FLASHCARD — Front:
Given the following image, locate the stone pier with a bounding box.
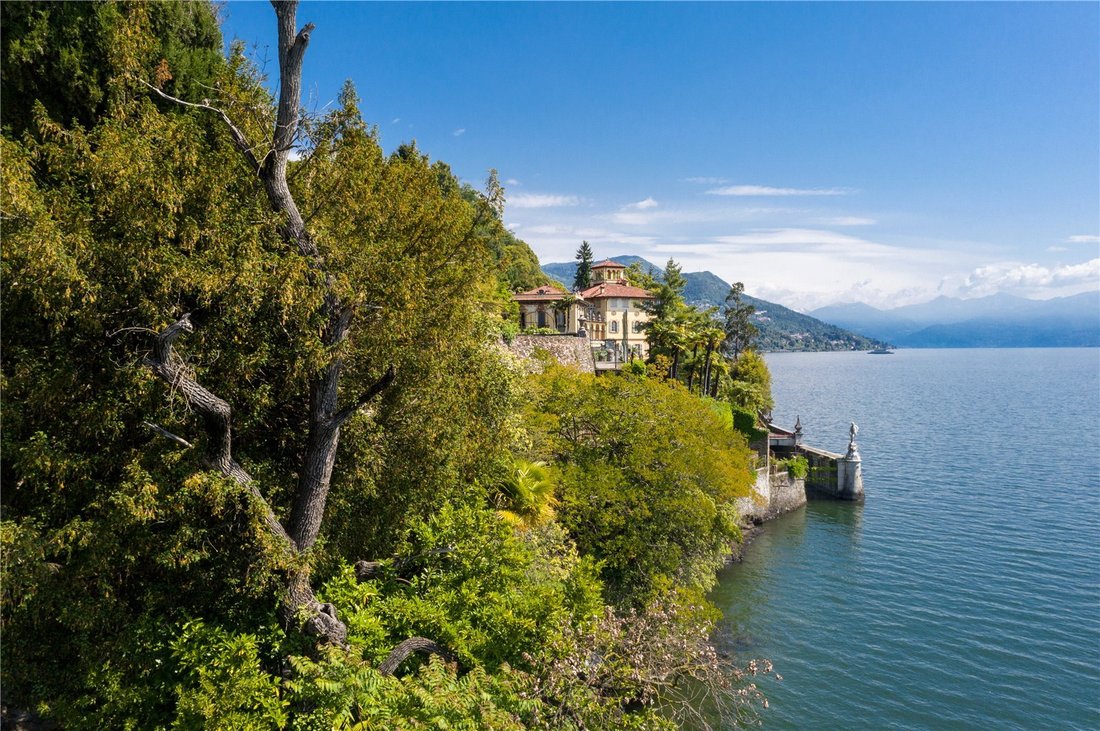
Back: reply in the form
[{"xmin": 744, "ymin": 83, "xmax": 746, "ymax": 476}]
[{"xmin": 762, "ymin": 419, "xmax": 865, "ymax": 515}]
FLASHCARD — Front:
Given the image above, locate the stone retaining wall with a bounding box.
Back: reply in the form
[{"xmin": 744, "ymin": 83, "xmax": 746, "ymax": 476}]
[
  {"xmin": 737, "ymin": 467, "xmax": 807, "ymax": 523},
  {"xmin": 505, "ymin": 335, "xmax": 595, "ymax": 374}
]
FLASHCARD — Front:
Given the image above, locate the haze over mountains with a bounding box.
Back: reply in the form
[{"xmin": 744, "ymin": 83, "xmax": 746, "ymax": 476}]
[
  {"xmin": 810, "ymin": 292, "xmax": 1100, "ymax": 347},
  {"xmin": 542, "ymin": 255, "xmax": 1100, "ymax": 349},
  {"xmin": 541, "ymin": 255, "xmax": 887, "ymax": 352}
]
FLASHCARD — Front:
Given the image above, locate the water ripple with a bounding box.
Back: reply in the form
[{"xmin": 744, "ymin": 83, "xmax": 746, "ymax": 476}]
[{"xmin": 711, "ymin": 349, "xmax": 1100, "ymax": 730}]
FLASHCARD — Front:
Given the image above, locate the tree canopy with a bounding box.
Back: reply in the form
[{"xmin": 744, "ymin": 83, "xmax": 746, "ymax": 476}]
[
  {"xmin": 573, "ymin": 240, "xmax": 594, "ymax": 291},
  {"xmin": 1, "ymin": 3, "xmax": 776, "ymax": 727}
]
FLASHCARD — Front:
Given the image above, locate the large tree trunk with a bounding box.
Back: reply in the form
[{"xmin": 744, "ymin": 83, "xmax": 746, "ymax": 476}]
[
  {"xmin": 144, "ymin": 314, "xmax": 348, "ymax": 644},
  {"xmin": 141, "ymin": 0, "xmax": 458, "ymax": 665},
  {"xmin": 139, "ymin": 0, "xmax": 371, "ymax": 648}
]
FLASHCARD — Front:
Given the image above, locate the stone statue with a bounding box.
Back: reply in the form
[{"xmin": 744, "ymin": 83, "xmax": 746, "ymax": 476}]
[
  {"xmin": 849, "ymin": 422, "xmax": 859, "ymax": 443},
  {"xmin": 846, "ymin": 422, "xmax": 861, "ymax": 460}
]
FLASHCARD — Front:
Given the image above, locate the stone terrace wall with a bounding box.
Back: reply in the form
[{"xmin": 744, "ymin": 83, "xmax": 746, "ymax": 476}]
[
  {"xmin": 737, "ymin": 467, "xmax": 807, "ymax": 523},
  {"xmin": 506, "ymin": 335, "xmax": 595, "ymax": 374}
]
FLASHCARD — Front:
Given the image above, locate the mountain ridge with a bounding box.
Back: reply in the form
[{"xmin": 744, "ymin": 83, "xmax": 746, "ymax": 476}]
[{"xmin": 810, "ymin": 291, "xmax": 1100, "ymax": 347}]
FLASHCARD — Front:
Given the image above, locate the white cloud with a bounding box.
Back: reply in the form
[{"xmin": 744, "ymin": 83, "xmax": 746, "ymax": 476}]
[
  {"xmin": 452, "ymin": 128, "xmax": 466, "ymax": 137},
  {"xmin": 1068, "ymin": 235, "xmax": 1100, "ymax": 243},
  {"xmin": 508, "ymin": 193, "xmax": 581, "ymax": 209},
  {"xmin": 608, "ymin": 203, "xmax": 787, "ymax": 228},
  {"xmin": 505, "ymin": 193, "xmax": 1083, "ymax": 310},
  {"xmin": 1047, "ymin": 246, "xmax": 1068, "ymax": 253},
  {"xmin": 683, "ymin": 176, "xmax": 729, "ymax": 184},
  {"xmin": 611, "ymin": 210, "xmax": 661, "ymax": 226},
  {"xmin": 707, "ymin": 184, "xmax": 851, "ymax": 197},
  {"xmin": 958, "ymin": 258, "xmax": 1100, "ymax": 297},
  {"xmin": 505, "ymin": 178, "xmax": 521, "ymax": 186},
  {"xmin": 817, "ymin": 216, "xmax": 876, "ymax": 226},
  {"xmin": 609, "ymin": 197, "xmax": 662, "ymax": 224},
  {"xmin": 696, "ymin": 228, "xmax": 895, "ymax": 257},
  {"xmin": 391, "ymin": 117, "xmax": 401, "ymax": 124}
]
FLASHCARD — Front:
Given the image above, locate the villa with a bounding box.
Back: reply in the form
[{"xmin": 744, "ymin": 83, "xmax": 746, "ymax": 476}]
[{"xmin": 513, "ymin": 259, "xmax": 656, "ymax": 362}]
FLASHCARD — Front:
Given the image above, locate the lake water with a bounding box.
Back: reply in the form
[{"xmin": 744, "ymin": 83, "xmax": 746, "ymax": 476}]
[{"xmin": 711, "ymin": 348, "xmax": 1100, "ymax": 730}]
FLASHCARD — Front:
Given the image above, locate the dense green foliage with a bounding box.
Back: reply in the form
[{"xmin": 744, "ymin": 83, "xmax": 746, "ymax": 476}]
[
  {"xmin": 520, "ymin": 366, "xmax": 754, "ymax": 604},
  {"xmin": 1, "ymin": 0, "xmax": 223, "ymax": 136},
  {"xmin": 727, "ymin": 350, "xmax": 774, "ymax": 415},
  {"xmin": 1, "ymin": 3, "xmax": 775, "ymax": 727}
]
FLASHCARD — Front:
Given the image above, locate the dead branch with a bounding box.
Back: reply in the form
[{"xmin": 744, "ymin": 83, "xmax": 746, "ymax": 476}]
[
  {"xmin": 143, "ymin": 314, "xmax": 291, "ymax": 546},
  {"xmin": 138, "ymin": 79, "xmax": 262, "ymax": 174},
  {"xmin": 142, "ymin": 421, "xmax": 193, "ymax": 449},
  {"xmin": 333, "ymin": 365, "xmax": 395, "ymax": 426}
]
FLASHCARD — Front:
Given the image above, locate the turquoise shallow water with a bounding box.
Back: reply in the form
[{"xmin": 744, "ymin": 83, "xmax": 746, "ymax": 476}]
[{"xmin": 711, "ymin": 348, "xmax": 1100, "ymax": 730}]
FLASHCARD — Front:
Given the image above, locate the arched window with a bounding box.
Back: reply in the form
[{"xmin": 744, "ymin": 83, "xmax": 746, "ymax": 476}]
[{"xmin": 609, "ymin": 320, "xmax": 619, "ymax": 334}]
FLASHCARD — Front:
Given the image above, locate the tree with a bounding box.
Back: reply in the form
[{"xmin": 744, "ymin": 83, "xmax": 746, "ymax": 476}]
[
  {"xmin": 493, "ymin": 458, "xmax": 557, "ymax": 529},
  {"xmin": 136, "ymin": 0, "xmax": 395, "ymax": 646},
  {"xmin": 573, "ymin": 240, "xmax": 594, "ymax": 291},
  {"xmin": 700, "ymin": 319, "xmax": 726, "ymax": 397},
  {"xmin": 1, "ymin": 1, "xmax": 223, "ymax": 136},
  {"xmin": 723, "ymin": 282, "xmax": 758, "ymax": 360},
  {"xmin": 523, "ymin": 365, "xmax": 754, "ymax": 604},
  {"xmin": 638, "ymin": 258, "xmax": 692, "ymax": 378},
  {"xmin": 2, "ymin": 0, "xmax": 497, "ymax": 662},
  {"xmin": 727, "ymin": 349, "xmax": 774, "ymax": 414}
]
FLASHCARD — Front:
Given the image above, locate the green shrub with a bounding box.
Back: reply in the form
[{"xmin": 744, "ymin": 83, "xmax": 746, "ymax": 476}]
[
  {"xmin": 775, "ymin": 455, "xmax": 809, "ymax": 479},
  {"xmin": 730, "ymin": 405, "xmax": 767, "ymax": 443},
  {"xmin": 500, "ymin": 319, "xmax": 520, "ymax": 344},
  {"xmin": 171, "ymin": 620, "xmax": 288, "ymax": 730},
  {"xmin": 319, "ymin": 502, "xmax": 603, "ymax": 673}
]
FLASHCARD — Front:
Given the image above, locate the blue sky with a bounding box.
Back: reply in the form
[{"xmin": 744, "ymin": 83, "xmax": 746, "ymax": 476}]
[{"xmin": 220, "ymin": 2, "xmax": 1099, "ymax": 310}]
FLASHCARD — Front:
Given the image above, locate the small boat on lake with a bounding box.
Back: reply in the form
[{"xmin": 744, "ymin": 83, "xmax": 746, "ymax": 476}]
[{"xmin": 868, "ymin": 347, "xmax": 894, "ymax": 354}]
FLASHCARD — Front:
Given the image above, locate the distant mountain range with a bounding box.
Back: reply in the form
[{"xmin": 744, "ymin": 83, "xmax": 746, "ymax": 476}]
[
  {"xmin": 540, "ymin": 256, "xmax": 887, "ymax": 352},
  {"xmin": 810, "ymin": 292, "xmax": 1100, "ymax": 347}
]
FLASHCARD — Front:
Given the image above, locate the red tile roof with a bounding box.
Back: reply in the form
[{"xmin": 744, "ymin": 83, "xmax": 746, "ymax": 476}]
[
  {"xmin": 578, "ymin": 280, "xmax": 654, "ymax": 300},
  {"xmin": 513, "ymin": 285, "xmax": 568, "ymax": 302},
  {"xmin": 591, "ymin": 259, "xmax": 627, "ymax": 269}
]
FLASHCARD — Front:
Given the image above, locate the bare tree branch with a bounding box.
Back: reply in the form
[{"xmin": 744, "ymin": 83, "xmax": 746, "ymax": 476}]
[
  {"xmin": 333, "ymin": 365, "xmax": 395, "ymax": 426},
  {"xmin": 138, "ymin": 79, "xmax": 262, "ymax": 174},
  {"xmin": 143, "ymin": 314, "xmax": 292, "ymax": 546},
  {"xmin": 143, "ymin": 421, "xmax": 194, "ymax": 449}
]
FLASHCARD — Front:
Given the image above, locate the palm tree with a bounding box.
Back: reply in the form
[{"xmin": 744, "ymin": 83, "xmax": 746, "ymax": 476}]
[
  {"xmin": 495, "ymin": 458, "xmax": 557, "ymax": 530},
  {"xmin": 700, "ymin": 322, "xmax": 725, "ymax": 396},
  {"xmin": 684, "ymin": 308, "xmax": 718, "ymax": 394}
]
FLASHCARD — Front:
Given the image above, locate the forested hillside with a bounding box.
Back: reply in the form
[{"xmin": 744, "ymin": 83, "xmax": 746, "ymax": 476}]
[{"xmin": 1, "ymin": 2, "xmax": 774, "ymax": 728}]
